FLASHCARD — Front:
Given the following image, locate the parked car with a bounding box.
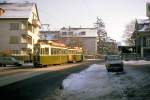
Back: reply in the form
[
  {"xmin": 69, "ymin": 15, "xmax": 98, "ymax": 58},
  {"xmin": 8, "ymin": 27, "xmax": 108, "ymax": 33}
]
[
  {"xmin": 0, "ymin": 56, "xmax": 23, "ymax": 67},
  {"xmin": 105, "ymin": 55, "xmax": 124, "ymax": 72}
]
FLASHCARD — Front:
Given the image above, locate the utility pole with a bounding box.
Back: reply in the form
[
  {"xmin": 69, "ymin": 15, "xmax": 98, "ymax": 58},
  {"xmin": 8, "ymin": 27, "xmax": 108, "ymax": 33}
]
[
  {"xmin": 41, "ymin": 24, "xmax": 50, "ymax": 40},
  {"xmin": 134, "ymin": 19, "xmax": 139, "ymax": 59}
]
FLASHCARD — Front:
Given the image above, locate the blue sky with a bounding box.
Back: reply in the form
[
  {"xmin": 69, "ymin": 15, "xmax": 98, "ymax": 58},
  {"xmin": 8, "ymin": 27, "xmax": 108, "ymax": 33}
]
[{"xmin": 3, "ymin": 0, "xmax": 150, "ymax": 43}]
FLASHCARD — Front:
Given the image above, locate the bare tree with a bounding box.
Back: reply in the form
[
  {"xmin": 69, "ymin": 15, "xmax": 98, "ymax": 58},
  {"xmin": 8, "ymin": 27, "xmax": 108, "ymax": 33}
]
[{"xmin": 123, "ymin": 20, "xmax": 136, "ymax": 46}]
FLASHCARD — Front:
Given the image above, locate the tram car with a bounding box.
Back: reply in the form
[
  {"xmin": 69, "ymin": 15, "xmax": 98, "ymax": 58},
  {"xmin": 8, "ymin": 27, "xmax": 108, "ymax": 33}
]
[{"xmin": 33, "ymin": 40, "xmax": 83, "ymax": 67}]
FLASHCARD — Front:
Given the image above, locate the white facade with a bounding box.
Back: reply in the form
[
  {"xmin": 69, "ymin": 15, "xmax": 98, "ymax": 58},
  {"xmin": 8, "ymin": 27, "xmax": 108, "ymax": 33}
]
[
  {"xmin": 0, "ymin": 3, "xmax": 40, "ymax": 55},
  {"xmin": 60, "ymin": 27, "xmax": 98, "ymax": 57}
]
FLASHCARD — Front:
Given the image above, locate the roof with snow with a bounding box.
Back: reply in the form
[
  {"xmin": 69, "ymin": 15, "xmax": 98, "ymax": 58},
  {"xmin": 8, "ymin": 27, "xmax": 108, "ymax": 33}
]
[
  {"xmin": 132, "ymin": 19, "xmax": 150, "ymax": 38},
  {"xmin": 137, "ymin": 19, "xmax": 149, "ymax": 24},
  {"xmin": 60, "ymin": 27, "xmax": 98, "ymax": 37},
  {"xmin": 0, "ymin": 3, "xmax": 34, "ymax": 19},
  {"xmin": 136, "ymin": 19, "xmax": 150, "ymax": 32}
]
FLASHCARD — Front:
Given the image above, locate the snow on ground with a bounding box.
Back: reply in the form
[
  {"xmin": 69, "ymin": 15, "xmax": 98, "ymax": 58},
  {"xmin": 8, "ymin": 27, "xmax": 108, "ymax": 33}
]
[
  {"xmin": 123, "ymin": 60, "xmax": 150, "ymax": 65},
  {"xmin": 62, "ymin": 64, "xmax": 106, "ymax": 91},
  {"xmin": 54, "ymin": 62, "xmax": 150, "ymax": 100},
  {"xmin": 58, "ymin": 64, "xmax": 121, "ymax": 100}
]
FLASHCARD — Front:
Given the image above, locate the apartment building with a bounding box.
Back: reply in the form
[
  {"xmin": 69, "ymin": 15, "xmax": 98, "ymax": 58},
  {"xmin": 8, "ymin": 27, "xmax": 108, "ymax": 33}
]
[
  {"xmin": 59, "ymin": 27, "xmax": 98, "ymax": 59},
  {"xmin": 0, "ymin": 3, "xmax": 41, "ymax": 59}
]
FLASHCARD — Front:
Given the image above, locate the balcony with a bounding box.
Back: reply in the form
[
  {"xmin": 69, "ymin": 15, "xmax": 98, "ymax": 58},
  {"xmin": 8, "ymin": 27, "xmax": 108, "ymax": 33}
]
[
  {"xmin": 21, "ymin": 34, "xmax": 32, "ymax": 44},
  {"xmin": 20, "ymin": 43, "xmax": 33, "ymax": 49},
  {"xmin": 32, "ymin": 19, "xmax": 40, "ymax": 27}
]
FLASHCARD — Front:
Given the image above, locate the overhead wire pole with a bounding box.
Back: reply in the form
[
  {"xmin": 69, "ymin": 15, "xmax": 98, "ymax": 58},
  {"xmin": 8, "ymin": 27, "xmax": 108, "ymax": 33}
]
[
  {"xmin": 134, "ymin": 19, "xmax": 138, "ymax": 59},
  {"xmin": 41, "ymin": 24, "xmax": 50, "ymax": 40}
]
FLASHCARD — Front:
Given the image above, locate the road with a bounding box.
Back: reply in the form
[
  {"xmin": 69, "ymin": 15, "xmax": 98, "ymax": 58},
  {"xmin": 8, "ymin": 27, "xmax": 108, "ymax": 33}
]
[
  {"xmin": 0, "ymin": 60, "xmax": 150, "ymax": 100},
  {"xmin": 0, "ymin": 60, "xmax": 100, "ymax": 100}
]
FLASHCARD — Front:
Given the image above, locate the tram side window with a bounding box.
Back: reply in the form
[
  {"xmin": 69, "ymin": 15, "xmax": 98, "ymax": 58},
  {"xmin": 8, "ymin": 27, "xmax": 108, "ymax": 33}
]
[
  {"xmin": 58, "ymin": 49, "xmax": 61, "ymax": 54},
  {"xmin": 73, "ymin": 50, "xmax": 75, "ymax": 54},
  {"xmin": 63, "ymin": 50, "xmax": 65, "ymax": 54},
  {"xmin": 40, "ymin": 48, "xmax": 43, "ymax": 55},
  {"xmin": 61, "ymin": 49, "xmax": 63, "ymax": 54},
  {"xmin": 69, "ymin": 50, "xmax": 71, "ymax": 54},
  {"xmin": 63, "ymin": 49, "xmax": 67, "ymax": 54},
  {"xmin": 53, "ymin": 48, "xmax": 57, "ymax": 55},
  {"xmin": 62, "ymin": 49, "xmax": 67, "ymax": 55},
  {"xmin": 75, "ymin": 51, "xmax": 77, "ymax": 54},
  {"xmin": 51, "ymin": 48, "xmax": 59, "ymax": 55},
  {"xmin": 70, "ymin": 50, "xmax": 72, "ymax": 54},
  {"xmin": 56, "ymin": 49, "xmax": 59, "ymax": 55},
  {"xmin": 65, "ymin": 50, "xmax": 68, "ymax": 54},
  {"xmin": 40, "ymin": 48, "xmax": 49, "ymax": 55},
  {"xmin": 45, "ymin": 48, "xmax": 49, "ymax": 55},
  {"xmin": 51, "ymin": 48, "xmax": 55, "ymax": 55}
]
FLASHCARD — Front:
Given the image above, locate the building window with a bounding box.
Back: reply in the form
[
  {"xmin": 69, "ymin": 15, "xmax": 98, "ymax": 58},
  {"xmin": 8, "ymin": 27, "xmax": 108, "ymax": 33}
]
[
  {"xmin": 80, "ymin": 31, "xmax": 86, "ymax": 35},
  {"xmin": 146, "ymin": 38, "xmax": 150, "ymax": 47},
  {"xmin": 9, "ymin": 36, "xmax": 19, "ymax": 44},
  {"xmin": 68, "ymin": 32, "xmax": 73, "ymax": 35},
  {"xmin": 10, "ymin": 23, "xmax": 20, "ymax": 30},
  {"xmin": 20, "ymin": 22, "xmax": 26, "ymax": 30},
  {"xmin": 51, "ymin": 48, "xmax": 58, "ymax": 55},
  {"xmin": 62, "ymin": 32, "xmax": 67, "ymax": 35},
  {"xmin": 12, "ymin": 50, "xmax": 19, "ymax": 55}
]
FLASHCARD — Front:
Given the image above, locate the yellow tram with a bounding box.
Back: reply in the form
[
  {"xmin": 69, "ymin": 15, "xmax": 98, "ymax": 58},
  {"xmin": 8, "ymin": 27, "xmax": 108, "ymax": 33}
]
[{"xmin": 33, "ymin": 40, "xmax": 83, "ymax": 67}]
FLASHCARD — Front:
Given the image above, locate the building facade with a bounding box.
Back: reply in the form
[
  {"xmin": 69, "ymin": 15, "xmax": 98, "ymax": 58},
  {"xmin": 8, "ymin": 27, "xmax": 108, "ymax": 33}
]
[
  {"xmin": 0, "ymin": 3, "xmax": 41, "ymax": 58},
  {"xmin": 40, "ymin": 30, "xmax": 60, "ymax": 41},
  {"xmin": 59, "ymin": 27, "xmax": 98, "ymax": 58},
  {"xmin": 132, "ymin": 3, "xmax": 150, "ymax": 59},
  {"xmin": 132, "ymin": 19, "xmax": 150, "ymax": 58},
  {"xmin": 104, "ymin": 37, "xmax": 118, "ymax": 55}
]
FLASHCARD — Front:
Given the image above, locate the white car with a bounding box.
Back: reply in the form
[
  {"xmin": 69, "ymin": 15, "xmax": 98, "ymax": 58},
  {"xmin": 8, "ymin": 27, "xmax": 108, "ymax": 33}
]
[{"xmin": 105, "ymin": 55, "xmax": 124, "ymax": 72}]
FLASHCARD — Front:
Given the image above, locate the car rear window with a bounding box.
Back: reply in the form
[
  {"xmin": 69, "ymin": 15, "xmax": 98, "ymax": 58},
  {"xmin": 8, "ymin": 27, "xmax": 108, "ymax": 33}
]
[{"xmin": 107, "ymin": 56, "xmax": 121, "ymax": 61}]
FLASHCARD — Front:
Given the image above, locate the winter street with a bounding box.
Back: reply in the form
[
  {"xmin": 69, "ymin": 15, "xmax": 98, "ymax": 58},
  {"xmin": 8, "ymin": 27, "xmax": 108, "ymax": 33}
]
[
  {"xmin": 0, "ymin": 1, "xmax": 150, "ymax": 100},
  {"xmin": 0, "ymin": 60, "xmax": 150, "ymax": 100}
]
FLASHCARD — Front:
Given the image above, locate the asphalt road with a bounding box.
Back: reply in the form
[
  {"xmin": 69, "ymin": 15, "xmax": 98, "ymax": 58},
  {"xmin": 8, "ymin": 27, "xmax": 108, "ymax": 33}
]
[{"xmin": 0, "ymin": 61, "xmax": 101, "ymax": 100}]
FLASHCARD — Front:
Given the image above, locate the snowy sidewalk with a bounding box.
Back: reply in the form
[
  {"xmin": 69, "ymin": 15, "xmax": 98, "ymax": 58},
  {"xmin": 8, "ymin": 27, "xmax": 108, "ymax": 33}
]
[{"xmin": 123, "ymin": 60, "xmax": 150, "ymax": 65}]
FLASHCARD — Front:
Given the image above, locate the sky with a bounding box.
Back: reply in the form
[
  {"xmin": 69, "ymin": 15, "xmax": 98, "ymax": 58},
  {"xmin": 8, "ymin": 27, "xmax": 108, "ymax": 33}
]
[{"xmin": 1, "ymin": 0, "xmax": 150, "ymax": 44}]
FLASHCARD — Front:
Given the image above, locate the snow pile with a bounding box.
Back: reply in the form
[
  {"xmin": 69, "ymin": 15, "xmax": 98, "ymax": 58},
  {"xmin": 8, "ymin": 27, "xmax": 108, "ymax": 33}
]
[
  {"xmin": 61, "ymin": 64, "xmax": 117, "ymax": 99},
  {"xmin": 123, "ymin": 60, "xmax": 150, "ymax": 65},
  {"xmin": 62, "ymin": 64, "xmax": 105, "ymax": 91}
]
